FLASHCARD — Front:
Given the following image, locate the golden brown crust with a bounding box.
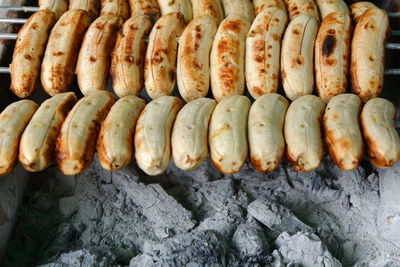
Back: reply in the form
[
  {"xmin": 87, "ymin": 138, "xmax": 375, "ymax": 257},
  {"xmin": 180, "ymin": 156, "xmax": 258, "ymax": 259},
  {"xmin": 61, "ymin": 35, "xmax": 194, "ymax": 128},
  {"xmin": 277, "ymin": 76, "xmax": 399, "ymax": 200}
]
[
  {"xmin": 177, "ymin": 16, "xmax": 218, "ymax": 102},
  {"xmin": 77, "ymin": 15, "xmax": 122, "ymax": 95},
  {"xmin": 97, "ymin": 96, "xmax": 146, "ymax": 171},
  {"xmin": 19, "ymin": 93, "xmax": 78, "ymax": 172},
  {"xmin": 110, "ymin": 15, "xmax": 153, "ymax": 97},
  {"xmin": 41, "ymin": 9, "xmax": 92, "ymax": 96},
  {"xmin": 0, "ymin": 100, "xmax": 38, "ymax": 176},
  {"xmin": 350, "ymin": 8, "xmax": 389, "ymax": 102},
  {"xmin": 144, "ymin": 12, "xmax": 186, "ymax": 99},
  {"xmin": 10, "ymin": 10, "xmax": 56, "ymax": 98},
  {"xmin": 315, "ymin": 12, "xmax": 352, "ymax": 103},
  {"xmin": 210, "ymin": 16, "xmax": 251, "ymax": 102},
  {"xmin": 56, "ymin": 91, "xmax": 115, "ymax": 175}
]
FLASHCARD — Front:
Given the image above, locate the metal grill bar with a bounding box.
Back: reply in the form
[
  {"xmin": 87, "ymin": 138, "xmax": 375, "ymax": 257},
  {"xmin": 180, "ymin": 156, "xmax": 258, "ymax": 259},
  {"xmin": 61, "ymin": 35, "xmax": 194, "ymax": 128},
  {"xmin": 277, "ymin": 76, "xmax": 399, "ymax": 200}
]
[
  {"xmin": 385, "ymin": 43, "xmax": 400, "ymax": 49},
  {"xmin": 0, "ymin": 18, "xmax": 27, "ymax": 24},
  {"xmin": 0, "ymin": 6, "xmax": 39, "ymax": 12},
  {"xmin": 0, "ymin": 33, "xmax": 17, "ymax": 40}
]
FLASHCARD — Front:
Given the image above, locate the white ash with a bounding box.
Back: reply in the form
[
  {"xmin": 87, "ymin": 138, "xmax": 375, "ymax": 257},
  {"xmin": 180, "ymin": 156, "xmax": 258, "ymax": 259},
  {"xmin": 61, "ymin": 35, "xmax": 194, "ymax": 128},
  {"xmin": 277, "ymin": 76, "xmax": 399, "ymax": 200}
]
[
  {"xmin": 247, "ymin": 197, "xmax": 314, "ymax": 237},
  {"xmin": 2, "ymin": 156, "xmax": 400, "ymax": 266},
  {"xmin": 274, "ymin": 231, "xmax": 341, "ymax": 267}
]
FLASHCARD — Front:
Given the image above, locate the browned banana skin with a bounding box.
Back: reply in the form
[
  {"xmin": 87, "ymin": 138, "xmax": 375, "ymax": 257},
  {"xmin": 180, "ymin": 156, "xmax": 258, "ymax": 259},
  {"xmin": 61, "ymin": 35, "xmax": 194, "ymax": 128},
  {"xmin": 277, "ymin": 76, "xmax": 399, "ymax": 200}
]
[
  {"xmin": 10, "ymin": 10, "xmax": 56, "ymax": 98},
  {"xmin": 41, "ymin": 9, "xmax": 92, "ymax": 96}
]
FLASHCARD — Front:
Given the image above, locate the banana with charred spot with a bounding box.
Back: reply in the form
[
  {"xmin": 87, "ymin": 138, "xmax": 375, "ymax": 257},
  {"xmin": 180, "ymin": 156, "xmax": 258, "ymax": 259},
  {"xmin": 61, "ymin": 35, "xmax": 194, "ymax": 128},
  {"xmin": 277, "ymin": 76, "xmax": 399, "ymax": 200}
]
[
  {"xmin": 315, "ymin": 12, "xmax": 352, "ymax": 103},
  {"xmin": 350, "ymin": 1, "xmax": 377, "ymax": 23},
  {"xmin": 284, "ymin": 0, "xmax": 320, "ymax": 21},
  {"xmin": 56, "ymin": 91, "xmax": 115, "ymax": 175},
  {"xmin": 69, "ymin": 0, "xmax": 100, "ymax": 19},
  {"xmin": 177, "ymin": 15, "xmax": 218, "ymax": 102},
  {"xmin": 281, "ymin": 14, "xmax": 319, "ymax": 100},
  {"xmin": 171, "ymin": 98, "xmax": 217, "ymax": 171},
  {"xmin": 129, "ymin": 0, "xmax": 160, "ymax": 21},
  {"xmin": 192, "ymin": 0, "xmax": 224, "ymax": 24},
  {"xmin": 248, "ymin": 93, "xmax": 288, "ymax": 172},
  {"xmin": 284, "ymin": 95, "xmax": 326, "ymax": 172},
  {"xmin": 97, "ymin": 96, "xmax": 146, "ymax": 171},
  {"xmin": 111, "ymin": 15, "xmax": 152, "ymax": 97},
  {"xmin": 39, "ymin": 0, "xmax": 68, "ymax": 19},
  {"xmin": 157, "ymin": 0, "xmax": 192, "ymax": 23},
  {"xmin": 41, "ymin": 9, "xmax": 92, "ymax": 96},
  {"xmin": 252, "ymin": 0, "xmax": 287, "ymax": 16},
  {"xmin": 350, "ymin": 8, "xmax": 389, "ymax": 102},
  {"xmin": 134, "ymin": 96, "xmax": 183, "ymax": 175},
  {"xmin": 315, "ymin": 0, "xmax": 349, "ymax": 19},
  {"xmin": 209, "ymin": 95, "xmax": 251, "ymax": 174},
  {"xmin": 0, "ymin": 100, "xmax": 38, "ymax": 176},
  {"xmin": 101, "ymin": 0, "xmax": 130, "ymax": 21},
  {"xmin": 77, "ymin": 15, "xmax": 122, "ymax": 95},
  {"xmin": 361, "ymin": 98, "xmax": 400, "ymax": 168},
  {"xmin": 221, "ymin": 0, "xmax": 254, "ymax": 21},
  {"xmin": 210, "ymin": 15, "xmax": 251, "ymax": 102},
  {"xmin": 323, "ymin": 94, "xmax": 363, "ymax": 170},
  {"xmin": 10, "ymin": 10, "xmax": 56, "ymax": 98},
  {"xmin": 246, "ymin": 7, "xmax": 288, "ymax": 98},
  {"xmin": 144, "ymin": 13, "xmax": 185, "ymax": 99},
  {"xmin": 19, "ymin": 93, "xmax": 77, "ymax": 172}
]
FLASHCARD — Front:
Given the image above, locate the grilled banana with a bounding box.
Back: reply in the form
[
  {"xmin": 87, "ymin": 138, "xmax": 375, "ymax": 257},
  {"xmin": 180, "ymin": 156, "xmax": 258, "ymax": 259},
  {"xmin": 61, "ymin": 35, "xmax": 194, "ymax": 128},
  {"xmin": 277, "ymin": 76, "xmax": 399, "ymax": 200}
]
[
  {"xmin": 69, "ymin": 0, "xmax": 100, "ymax": 19},
  {"xmin": 41, "ymin": 9, "xmax": 92, "ymax": 96},
  {"xmin": 315, "ymin": 12, "xmax": 352, "ymax": 103},
  {"xmin": 246, "ymin": 7, "xmax": 288, "ymax": 98},
  {"xmin": 281, "ymin": 14, "xmax": 319, "ymax": 100},
  {"xmin": 209, "ymin": 95, "xmax": 251, "ymax": 174},
  {"xmin": 248, "ymin": 93, "xmax": 289, "ymax": 172},
  {"xmin": 177, "ymin": 15, "xmax": 218, "ymax": 102},
  {"xmin": 134, "ymin": 96, "xmax": 183, "ymax": 175},
  {"xmin": 361, "ymin": 98, "xmax": 400, "ymax": 168},
  {"xmin": 144, "ymin": 13, "xmax": 185, "ymax": 99},
  {"xmin": 171, "ymin": 98, "xmax": 217, "ymax": 171},
  {"xmin": 210, "ymin": 15, "xmax": 251, "ymax": 102},
  {"xmin": 0, "ymin": 100, "xmax": 38, "ymax": 175},
  {"xmin": 10, "ymin": 10, "xmax": 56, "ymax": 98},
  {"xmin": 56, "ymin": 91, "xmax": 115, "ymax": 175},
  {"xmin": 284, "ymin": 95, "xmax": 326, "ymax": 172},
  {"xmin": 97, "ymin": 96, "xmax": 146, "ymax": 171},
  {"xmin": 350, "ymin": 8, "xmax": 389, "ymax": 102},
  {"xmin": 77, "ymin": 14, "xmax": 122, "ymax": 95},
  {"xmin": 19, "ymin": 93, "xmax": 77, "ymax": 172},
  {"xmin": 284, "ymin": 0, "xmax": 320, "ymax": 21},
  {"xmin": 111, "ymin": 15, "xmax": 152, "ymax": 97},
  {"xmin": 350, "ymin": 1, "xmax": 377, "ymax": 23},
  {"xmin": 323, "ymin": 94, "xmax": 363, "ymax": 170},
  {"xmin": 128, "ymin": 0, "xmax": 160, "ymax": 21}
]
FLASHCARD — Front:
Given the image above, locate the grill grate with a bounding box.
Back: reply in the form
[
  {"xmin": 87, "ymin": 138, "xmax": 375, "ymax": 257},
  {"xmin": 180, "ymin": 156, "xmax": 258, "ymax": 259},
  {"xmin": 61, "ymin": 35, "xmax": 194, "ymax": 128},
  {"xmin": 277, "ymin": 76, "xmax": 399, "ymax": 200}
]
[{"xmin": 0, "ymin": 5, "xmax": 399, "ymax": 128}]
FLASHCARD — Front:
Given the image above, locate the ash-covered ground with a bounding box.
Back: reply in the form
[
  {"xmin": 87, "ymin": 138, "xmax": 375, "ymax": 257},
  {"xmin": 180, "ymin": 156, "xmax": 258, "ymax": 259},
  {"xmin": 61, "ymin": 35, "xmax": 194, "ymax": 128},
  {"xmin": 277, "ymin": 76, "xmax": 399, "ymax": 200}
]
[{"xmin": 2, "ymin": 155, "xmax": 400, "ymax": 267}]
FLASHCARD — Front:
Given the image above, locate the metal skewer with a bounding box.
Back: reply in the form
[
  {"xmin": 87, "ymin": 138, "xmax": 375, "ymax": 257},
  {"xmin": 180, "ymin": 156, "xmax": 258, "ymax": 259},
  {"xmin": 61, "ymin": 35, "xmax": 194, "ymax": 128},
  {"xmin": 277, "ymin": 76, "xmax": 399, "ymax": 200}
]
[{"xmin": 0, "ymin": 6, "xmax": 39, "ymax": 12}]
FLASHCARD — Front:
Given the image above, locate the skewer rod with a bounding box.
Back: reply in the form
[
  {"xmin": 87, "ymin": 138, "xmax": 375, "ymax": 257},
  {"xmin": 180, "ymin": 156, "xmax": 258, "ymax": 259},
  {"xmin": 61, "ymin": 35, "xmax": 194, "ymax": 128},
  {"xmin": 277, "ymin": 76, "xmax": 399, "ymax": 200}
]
[{"xmin": 0, "ymin": 6, "xmax": 39, "ymax": 12}]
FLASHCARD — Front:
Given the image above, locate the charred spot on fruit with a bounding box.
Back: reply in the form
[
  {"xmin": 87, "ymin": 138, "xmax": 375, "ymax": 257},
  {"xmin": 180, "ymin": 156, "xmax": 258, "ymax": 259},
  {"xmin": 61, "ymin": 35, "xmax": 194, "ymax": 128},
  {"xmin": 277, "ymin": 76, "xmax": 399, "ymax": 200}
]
[{"xmin": 322, "ymin": 35, "xmax": 336, "ymax": 58}]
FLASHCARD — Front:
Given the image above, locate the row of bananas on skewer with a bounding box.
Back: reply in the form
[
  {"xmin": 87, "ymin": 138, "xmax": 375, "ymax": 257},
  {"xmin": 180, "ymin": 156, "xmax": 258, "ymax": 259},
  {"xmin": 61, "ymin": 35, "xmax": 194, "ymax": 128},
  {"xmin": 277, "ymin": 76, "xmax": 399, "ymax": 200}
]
[
  {"xmin": 9, "ymin": 0, "xmax": 388, "ymax": 103},
  {"xmin": 0, "ymin": 91, "xmax": 398, "ymax": 176}
]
